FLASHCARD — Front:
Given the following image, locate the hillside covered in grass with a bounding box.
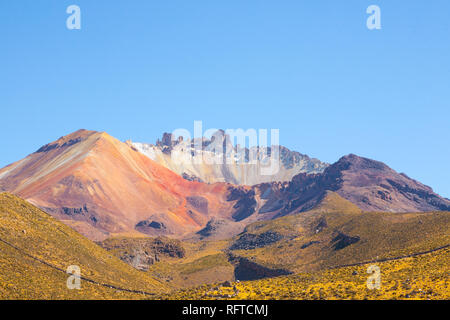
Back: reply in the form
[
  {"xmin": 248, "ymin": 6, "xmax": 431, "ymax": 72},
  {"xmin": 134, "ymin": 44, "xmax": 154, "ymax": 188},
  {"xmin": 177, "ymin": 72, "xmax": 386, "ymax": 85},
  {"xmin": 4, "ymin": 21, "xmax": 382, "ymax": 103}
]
[
  {"xmin": 228, "ymin": 192, "xmax": 450, "ymax": 273},
  {"xmin": 164, "ymin": 246, "xmax": 450, "ymax": 300},
  {"xmin": 97, "ymin": 192, "xmax": 450, "ymax": 291},
  {"xmin": 1, "ymin": 192, "xmax": 448, "ymax": 300},
  {"xmin": 98, "ymin": 236, "xmax": 236, "ymax": 288},
  {"xmin": 0, "ymin": 193, "xmax": 168, "ymax": 299}
]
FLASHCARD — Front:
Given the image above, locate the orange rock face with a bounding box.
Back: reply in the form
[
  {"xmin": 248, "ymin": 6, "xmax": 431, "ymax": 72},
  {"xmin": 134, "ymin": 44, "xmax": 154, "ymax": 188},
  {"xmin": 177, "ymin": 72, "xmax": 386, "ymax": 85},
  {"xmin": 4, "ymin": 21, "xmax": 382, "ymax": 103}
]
[{"xmin": 0, "ymin": 130, "xmax": 237, "ymax": 240}]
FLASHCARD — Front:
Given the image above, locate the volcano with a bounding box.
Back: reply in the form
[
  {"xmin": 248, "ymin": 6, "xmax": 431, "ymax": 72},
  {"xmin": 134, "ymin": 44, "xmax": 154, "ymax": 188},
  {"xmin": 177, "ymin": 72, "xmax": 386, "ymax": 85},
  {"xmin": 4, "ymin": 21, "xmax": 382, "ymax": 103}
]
[
  {"xmin": 1, "ymin": 130, "xmax": 449, "ymax": 241},
  {"xmin": 0, "ymin": 130, "xmax": 238, "ymax": 240}
]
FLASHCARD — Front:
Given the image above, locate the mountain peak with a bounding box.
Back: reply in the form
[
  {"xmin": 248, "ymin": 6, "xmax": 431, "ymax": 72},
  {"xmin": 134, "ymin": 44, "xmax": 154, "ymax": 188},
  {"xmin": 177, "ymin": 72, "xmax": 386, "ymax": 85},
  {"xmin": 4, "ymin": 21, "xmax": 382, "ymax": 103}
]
[
  {"xmin": 35, "ymin": 129, "xmax": 99, "ymax": 153},
  {"xmin": 133, "ymin": 131, "xmax": 328, "ymax": 185},
  {"xmin": 0, "ymin": 129, "xmax": 241, "ymax": 240},
  {"xmin": 58, "ymin": 129, "xmax": 98, "ymax": 141},
  {"xmin": 335, "ymin": 153, "xmax": 389, "ymax": 172}
]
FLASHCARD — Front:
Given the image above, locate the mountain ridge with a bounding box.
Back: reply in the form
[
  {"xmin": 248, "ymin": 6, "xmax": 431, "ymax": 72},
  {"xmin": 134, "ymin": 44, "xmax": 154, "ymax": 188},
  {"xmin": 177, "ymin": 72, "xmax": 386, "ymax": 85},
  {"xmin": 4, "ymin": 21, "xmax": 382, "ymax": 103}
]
[
  {"xmin": 131, "ymin": 130, "xmax": 328, "ymax": 186},
  {"xmin": 253, "ymin": 153, "xmax": 450, "ymax": 216},
  {"xmin": 1, "ymin": 129, "xmax": 449, "ymax": 242}
]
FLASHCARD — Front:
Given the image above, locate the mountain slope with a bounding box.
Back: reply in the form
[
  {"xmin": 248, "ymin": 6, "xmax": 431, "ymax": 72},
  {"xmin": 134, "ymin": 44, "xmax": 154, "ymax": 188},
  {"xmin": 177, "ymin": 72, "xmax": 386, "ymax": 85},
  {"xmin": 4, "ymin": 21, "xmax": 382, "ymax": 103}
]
[
  {"xmin": 99, "ymin": 193, "xmax": 449, "ymax": 291},
  {"xmin": 0, "ymin": 130, "xmax": 237, "ymax": 240},
  {"xmin": 165, "ymin": 246, "xmax": 450, "ymax": 300},
  {"xmin": 254, "ymin": 154, "xmax": 450, "ymax": 216},
  {"xmin": 0, "ymin": 193, "xmax": 167, "ymax": 299},
  {"xmin": 132, "ymin": 131, "xmax": 328, "ymax": 185},
  {"xmin": 227, "ymin": 192, "xmax": 450, "ymax": 273}
]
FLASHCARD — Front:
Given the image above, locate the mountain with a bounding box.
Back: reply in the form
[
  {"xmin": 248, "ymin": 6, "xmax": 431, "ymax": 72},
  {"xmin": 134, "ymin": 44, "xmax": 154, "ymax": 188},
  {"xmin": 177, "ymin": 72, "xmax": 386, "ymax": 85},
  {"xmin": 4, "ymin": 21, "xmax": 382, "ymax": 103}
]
[
  {"xmin": 253, "ymin": 154, "xmax": 450, "ymax": 216},
  {"xmin": 0, "ymin": 193, "xmax": 167, "ymax": 299},
  {"xmin": 0, "ymin": 130, "xmax": 240, "ymax": 240},
  {"xmin": 131, "ymin": 131, "xmax": 328, "ymax": 185},
  {"xmin": 1, "ymin": 130, "xmax": 449, "ymax": 243}
]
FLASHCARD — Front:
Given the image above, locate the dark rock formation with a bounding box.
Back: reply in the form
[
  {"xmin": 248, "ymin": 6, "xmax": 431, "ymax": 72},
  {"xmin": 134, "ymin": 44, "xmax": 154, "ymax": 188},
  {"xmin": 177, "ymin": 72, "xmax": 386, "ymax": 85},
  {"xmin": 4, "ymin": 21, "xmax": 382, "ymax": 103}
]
[
  {"xmin": 186, "ymin": 196, "xmax": 209, "ymax": 214},
  {"xmin": 331, "ymin": 232, "xmax": 360, "ymax": 250},
  {"xmin": 314, "ymin": 218, "xmax": 327, "ymax": 233},
  {"xmin": 97, "ymin": 237, "xmax": 185, "ymax": 271},
  {"xmin": 230, "ymin": 231, "xmax": 284, "ymax": 250},
  {"xmin": 182, "ymin": 173, "xmax": 204, "ymax": 183},
  {"xmin": 36, "ymin": 137, "xmax": 82, "ymax": 153},
  {"xmin": 135, "ymin": 219, "xmax": 167, "ymax": 234},
  {"xmin": 196, "ymin": 218, "xmax": 227, "ymax": 237},
  {"xmin": 300, "ymin": 241, "xmax": 320, "ymax": 249},
  {"xmin": 227, "ymin": 187, "xmax": 257, "ymax": 222},
  {"xmin": 228, "ymin": 253, "xmax": 292, "ymax": 281}
]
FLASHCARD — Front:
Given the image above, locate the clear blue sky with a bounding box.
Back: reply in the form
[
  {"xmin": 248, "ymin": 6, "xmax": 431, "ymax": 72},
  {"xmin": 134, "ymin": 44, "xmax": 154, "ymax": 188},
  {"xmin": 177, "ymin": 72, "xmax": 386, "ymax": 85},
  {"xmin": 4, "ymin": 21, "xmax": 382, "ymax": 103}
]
[{"xmin": 1, "ymin": 1, "xmax": 449, "ymax": 197}]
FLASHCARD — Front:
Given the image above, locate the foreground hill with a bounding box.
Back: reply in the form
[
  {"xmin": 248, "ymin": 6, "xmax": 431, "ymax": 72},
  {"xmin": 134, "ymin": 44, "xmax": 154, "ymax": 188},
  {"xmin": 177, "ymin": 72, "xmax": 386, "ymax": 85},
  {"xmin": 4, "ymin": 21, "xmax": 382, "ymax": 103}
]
[
  {"xmin": 0, "ymin": 130, "xmax": 240, "ymax": 240},
  {"xmin": 0, "ymin": 193, "xmax": 167, "ymax": 299},
  {"xmin": 164, "ymin": 246, "xmax": 450, "ymax": 300},
  {"xmin": 228, "ymin": 192, "xmax": 450, "ymax": 274},
  {"xmin": 97, "ymin": 193, "xmax": 449, "ymax": 290},
  {"xmin": 1, "ymin": 192, "xmax": 448, "ymax": 299}
]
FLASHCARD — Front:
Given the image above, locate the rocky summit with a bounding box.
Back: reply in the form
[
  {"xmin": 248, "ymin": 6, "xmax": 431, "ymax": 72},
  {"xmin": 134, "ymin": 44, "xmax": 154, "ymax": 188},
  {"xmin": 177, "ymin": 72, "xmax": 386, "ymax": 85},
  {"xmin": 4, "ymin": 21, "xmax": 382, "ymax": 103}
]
[{"xmin": 131, "ymin": 130, "xmax": 328, "ymax": 186}]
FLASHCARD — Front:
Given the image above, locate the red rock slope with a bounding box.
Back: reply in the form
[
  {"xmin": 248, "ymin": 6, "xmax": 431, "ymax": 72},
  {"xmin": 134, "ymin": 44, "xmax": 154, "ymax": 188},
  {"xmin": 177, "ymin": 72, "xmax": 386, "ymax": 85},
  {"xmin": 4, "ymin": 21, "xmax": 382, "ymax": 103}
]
[{"xmin": 0, "ymin": 130, "xmax": 238, "ymax": 240}]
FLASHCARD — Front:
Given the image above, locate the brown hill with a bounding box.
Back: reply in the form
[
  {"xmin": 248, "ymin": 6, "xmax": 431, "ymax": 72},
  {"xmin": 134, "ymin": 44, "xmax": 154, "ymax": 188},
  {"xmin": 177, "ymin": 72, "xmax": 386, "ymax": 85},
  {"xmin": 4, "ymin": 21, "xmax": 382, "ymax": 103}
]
[
  {"xmin": 255, "ymin": 154, "xmax": 450, "ymax": 217},
  {"xmin": 228, "ymin": 192, "xmax": 450, "ymax": 274}
]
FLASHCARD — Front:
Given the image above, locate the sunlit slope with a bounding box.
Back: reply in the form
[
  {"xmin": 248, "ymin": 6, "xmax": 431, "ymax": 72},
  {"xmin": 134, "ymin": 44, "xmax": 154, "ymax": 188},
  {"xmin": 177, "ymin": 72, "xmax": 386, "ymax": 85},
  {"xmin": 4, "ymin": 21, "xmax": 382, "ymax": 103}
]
[
  {"xmin": 147, "ymin": 252, "xmax": 235, "ymax": 289},
  {"xmin": 0, "ymin": 193, "xmax": 168, "ymax": 299},
  {"xmin": 0, "ymin": 130, "xmax": 236, "ymax": 240},
  {"xmin": 148, "ymin": 239, "xmax": 236, "ymax": 288},
  {"xmin": 229, "ymin": 192, "xmax": 450, "ymax": 273},
  {"xmin": 98, "ymin": 236, "xmax": 235, "ymax": 289},
  {"xmin": 165, "ymin": 246, "xmax": 450, "ymax": 300}
]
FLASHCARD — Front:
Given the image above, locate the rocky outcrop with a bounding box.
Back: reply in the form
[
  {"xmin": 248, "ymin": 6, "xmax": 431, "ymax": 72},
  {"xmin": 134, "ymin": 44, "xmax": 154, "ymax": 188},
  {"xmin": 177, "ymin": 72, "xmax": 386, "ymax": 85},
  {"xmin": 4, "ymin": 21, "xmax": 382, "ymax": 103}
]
[
  {"xmin": 230, "ymin": 231, "xmax": 284, "ymax": 250},
  {"xmin": 331, "ymin": 232, "xmax": 360, "ymax": 251},
  {"xmin": 182, "ymin": 173, "xmax": 204, "ymax": 183},
  {"xmin": 193, "ymin": 218, "xmax": 246, "ymax": 241},
  {"xmin": 300, "ymin": 241, "xmax": 320, "ymax": 249},
  {"xmin": 135, "ymin": 219, "xmax": 167, "ymax": 234},
  {"xmin": 227, "ymin": 253, "xmax": 292, "ymax": 281},
  {"xmin": 196, "ymin": 218, "xmax": 227, "ymax": 237},
  {"xmin": 227, "ymin": 187, "xmax": 257, "ymax": 222},
  {"xmin": 132, "ymin": 131, "xmax": 328, "ymax": 186},
  {"xmin": 98, "ymin": 237, "xmax": 186, "ymax": 271}
]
